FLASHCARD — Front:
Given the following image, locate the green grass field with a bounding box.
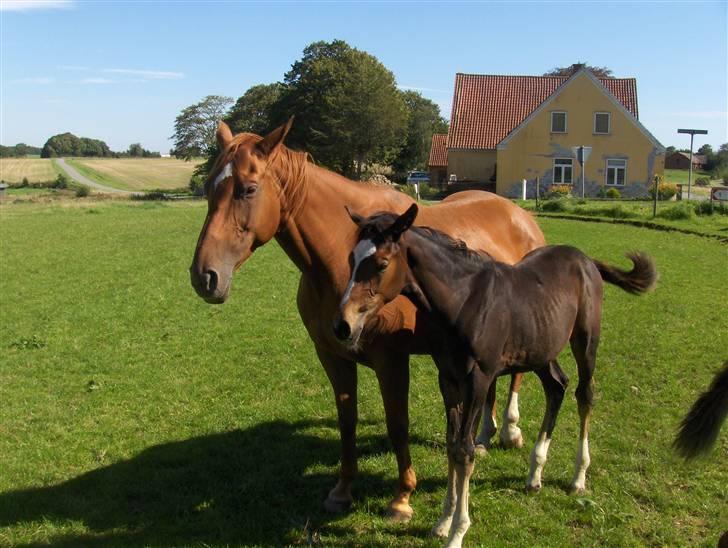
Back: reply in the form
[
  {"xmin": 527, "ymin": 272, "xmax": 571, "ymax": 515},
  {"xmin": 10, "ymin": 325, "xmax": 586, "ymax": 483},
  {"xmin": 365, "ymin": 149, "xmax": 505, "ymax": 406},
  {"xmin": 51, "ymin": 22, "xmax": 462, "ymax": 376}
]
[
  {"xmin": 0, "ymin": 158, "xmax": 60, "ymax": 184},
  {"xmin": 0, "ymin": 200, "xmax": 725, "ymax": 546},
  {"xmin": 66, "ymin": 157, "xmax": 203, "ymax": 191}
]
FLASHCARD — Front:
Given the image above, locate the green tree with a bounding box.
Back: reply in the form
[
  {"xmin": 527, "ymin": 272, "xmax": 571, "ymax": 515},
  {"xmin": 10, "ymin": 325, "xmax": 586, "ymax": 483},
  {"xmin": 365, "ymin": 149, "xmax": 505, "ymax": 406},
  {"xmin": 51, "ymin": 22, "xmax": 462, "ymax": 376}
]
[
  {"xmin": 128, "ymin": 143, "xmax": 144, "ymax": 157},
  {"xmin": 171, "ymin": 95, "xmax": 233, "ymax": 160},
  {"xmin": 272, "ymin": 40, "xmax": 407, "ymax": 178},
  {"xmin": 226, "ymin": 83, "xmax": 283, "ymax": 135},
  {"xmin": 392, "ymin": 90, "xmax": 449, "ymax": 173},
  {"xmin": 543, "ymin": 62, "xmax": 614, "ymax": 78}
]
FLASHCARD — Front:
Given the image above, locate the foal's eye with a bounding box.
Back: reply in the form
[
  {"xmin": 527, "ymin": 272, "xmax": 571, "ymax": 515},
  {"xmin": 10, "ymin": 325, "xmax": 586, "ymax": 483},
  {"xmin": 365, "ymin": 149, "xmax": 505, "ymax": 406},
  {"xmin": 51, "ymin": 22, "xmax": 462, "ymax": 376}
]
[{"xmin": 378, "ymin": 260, "xmax": 389, "ymax": 272}]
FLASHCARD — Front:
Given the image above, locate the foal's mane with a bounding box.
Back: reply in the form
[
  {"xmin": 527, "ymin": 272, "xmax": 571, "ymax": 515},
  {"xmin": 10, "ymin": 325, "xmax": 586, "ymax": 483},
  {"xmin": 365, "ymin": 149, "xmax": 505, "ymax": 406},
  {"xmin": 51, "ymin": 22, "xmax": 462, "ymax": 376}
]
[
  {"xmin": 410, "ymin": 226, "xmax": 490, "ymax": 266},
  {"xmin": 209, "ymin": 133, "xmax": 310, "ymax": 221}
]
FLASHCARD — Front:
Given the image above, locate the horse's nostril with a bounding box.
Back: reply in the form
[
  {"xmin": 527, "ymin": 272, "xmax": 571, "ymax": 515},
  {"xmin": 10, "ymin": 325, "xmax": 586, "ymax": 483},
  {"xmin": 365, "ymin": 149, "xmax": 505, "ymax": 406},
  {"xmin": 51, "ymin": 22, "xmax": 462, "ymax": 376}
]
[
  {"xmin": 204, "ymin": 269, "xmax": 218, "ymax": 293},
  {"xmin": 333, "ymin": 319, "xmax": 351, "ymax": 341}
]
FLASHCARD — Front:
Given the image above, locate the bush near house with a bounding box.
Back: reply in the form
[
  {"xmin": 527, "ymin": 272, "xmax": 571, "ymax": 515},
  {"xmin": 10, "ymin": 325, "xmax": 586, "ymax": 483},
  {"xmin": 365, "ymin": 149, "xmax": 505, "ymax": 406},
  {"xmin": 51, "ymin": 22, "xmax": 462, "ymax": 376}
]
[
  {"xmin": 694, "ymin": 177, "xmax": 710, "ymax": 186},
  {"xmin": 605, "ymin": 188, "xmax": 621, "ymax": 199},
  {"xmin": 648, "ymin": 181, "xmax": 677, "ymax": 200},
  {"xmin": 545, "ymin": 183, "xmax": 572, "ymax": 199}
]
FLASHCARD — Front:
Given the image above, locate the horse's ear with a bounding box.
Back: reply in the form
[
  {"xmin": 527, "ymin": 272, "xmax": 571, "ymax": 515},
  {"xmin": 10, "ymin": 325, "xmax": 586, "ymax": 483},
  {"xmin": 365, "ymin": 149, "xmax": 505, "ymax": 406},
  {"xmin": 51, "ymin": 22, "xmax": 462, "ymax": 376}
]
[
  {"xmin": 257, "ymin": 116, "xmax": 294, "ymax": 157},
  {"xmin": 217, "ymin": 121, "xmax": 233, "ymax": 148},
  {"xmin": 345, "ymin": 205, "xmax": 364, "ymax": 226},
  {"xmin": 388, "ymin": 203, "xmax": 418, "ymax": 241}
]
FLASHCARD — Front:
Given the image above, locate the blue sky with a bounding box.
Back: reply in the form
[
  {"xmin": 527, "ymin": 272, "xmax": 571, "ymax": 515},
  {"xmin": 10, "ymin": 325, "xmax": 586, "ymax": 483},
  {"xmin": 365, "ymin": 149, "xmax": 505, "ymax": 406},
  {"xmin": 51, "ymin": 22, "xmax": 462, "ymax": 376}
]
[{"xmin": 1, "ymin": 0, "xmax": 726, "ymax": 153}]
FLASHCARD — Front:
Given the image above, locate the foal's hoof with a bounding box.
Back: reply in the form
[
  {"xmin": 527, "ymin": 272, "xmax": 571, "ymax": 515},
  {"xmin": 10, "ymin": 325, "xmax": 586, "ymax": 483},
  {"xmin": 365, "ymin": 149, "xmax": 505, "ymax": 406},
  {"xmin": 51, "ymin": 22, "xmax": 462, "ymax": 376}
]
[
  {"xmin": 500, "ymin": 428, "xmax": 524, "ymax": 449},
  {"xmin": 525, "ymin": 483, "xmax": 542, "ymax": 494},
  {"xmin": 430, "ymin": 521, "xmax": 451, "ymax": 539},
  {"xmin": 570, "ymin": 485, "xmax": 587, "ymax": 496},
  {"xmin": 385, "ymin": 501, "xmax": 413, "ymax": 523},
  {"xmin": 323, "ymin": 494, "xmax": 353, "ymax": 514},
  {"xmin": 474, "ymin": 443, "xmax": 488, "ymax": 457}
]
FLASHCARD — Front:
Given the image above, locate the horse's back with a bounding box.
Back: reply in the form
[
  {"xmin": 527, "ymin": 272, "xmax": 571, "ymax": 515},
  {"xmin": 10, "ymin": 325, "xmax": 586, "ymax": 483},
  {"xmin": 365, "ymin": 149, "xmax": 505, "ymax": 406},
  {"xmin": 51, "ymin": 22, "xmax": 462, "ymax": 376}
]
[{"xmin": 418, "ymin": 190, "xmax": 544, "ymax": 264}]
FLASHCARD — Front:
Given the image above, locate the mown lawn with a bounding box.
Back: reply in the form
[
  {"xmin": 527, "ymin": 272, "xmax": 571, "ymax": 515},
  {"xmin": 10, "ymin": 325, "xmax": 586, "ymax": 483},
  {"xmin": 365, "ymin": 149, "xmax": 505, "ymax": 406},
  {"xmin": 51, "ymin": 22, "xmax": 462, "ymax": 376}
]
[
  {"xmin": 0, "ymin": 200, "xmax": 725, "ymax": 546},
  {"xmin": 66, "ymin": 158, "xmax": 203, "ymax": 192}
]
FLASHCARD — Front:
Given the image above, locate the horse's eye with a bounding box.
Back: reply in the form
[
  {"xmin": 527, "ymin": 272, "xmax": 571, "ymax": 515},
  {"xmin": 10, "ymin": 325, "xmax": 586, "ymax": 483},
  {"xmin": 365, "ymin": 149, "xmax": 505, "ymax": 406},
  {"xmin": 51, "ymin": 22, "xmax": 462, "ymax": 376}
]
[
  {"xmin": 245, "ymin": 185, "xmax": 258, "ymax": 198},
  {"xmin": 378, "ymin": 260, "xmax": 389, "ymax": 272}
]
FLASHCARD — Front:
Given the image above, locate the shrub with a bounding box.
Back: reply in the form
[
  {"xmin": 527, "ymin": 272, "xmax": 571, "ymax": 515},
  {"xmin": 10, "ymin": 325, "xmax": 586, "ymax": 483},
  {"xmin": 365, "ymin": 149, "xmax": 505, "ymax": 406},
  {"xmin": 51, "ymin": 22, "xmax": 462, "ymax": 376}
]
[
  {"xmin": 21, "ymin": 176, "xmax": 29, "ymax": 187},
  {"xmin": 54, "ymin": 173, "xmax": 69, "ymax": 189},
  {"xmin": 546, "ymin": 183, "xmax": 571, "ymax": 199},
  {"xmin": 657, "ymin": 202, "xmax": 694, "ymax": 220},
  {"xmin": 648, "ymin": 181, "xmax": 677, "ymax": 200},
  {"xmin": 189, "ymin": 173, "xmax": 205, "ymax": 196},
  {"xmin": 693, "ymin": 200, "xmax": 728, "ymax": 216},
  {"xmin": 694, "ymin": 176, "xmax": 710, "ymax": 187},
  {"xmin": 541, "ymin": 200, "xmax": 568, "ymax": 212},
  {"xmin": 74, "ymin": 184, "xmax": 90, "ymax": 197},
  {"xmin": 606, "ymin": 188, "xmax": 621, "ymax": 199}
]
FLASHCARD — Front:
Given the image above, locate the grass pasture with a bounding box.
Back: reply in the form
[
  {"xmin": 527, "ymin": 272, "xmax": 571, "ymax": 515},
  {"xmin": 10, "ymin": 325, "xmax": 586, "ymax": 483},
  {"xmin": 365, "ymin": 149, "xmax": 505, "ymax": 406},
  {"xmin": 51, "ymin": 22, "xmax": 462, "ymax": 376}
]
[
  {"xmin": 66, "ymin": 157, "xmax": 204, "ymax": 191},
  {"xmin": 0, "ymin": 157, "xmax": 60, "ymax": 184},
  {"xmin": 0, "ymin": 200, "xmax": 726, "ymax": 546}
]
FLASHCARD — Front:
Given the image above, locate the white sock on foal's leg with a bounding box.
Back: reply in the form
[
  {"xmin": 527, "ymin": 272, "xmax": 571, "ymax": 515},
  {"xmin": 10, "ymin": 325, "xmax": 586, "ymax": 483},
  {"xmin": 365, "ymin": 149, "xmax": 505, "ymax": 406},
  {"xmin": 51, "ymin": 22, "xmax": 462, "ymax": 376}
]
[
  {"xmin": 500, "ymin": 391, "xmax": 524, "ymax": 448},
  {"xmin": 526, "ymin": 432, "xmax": 552, "ymax": 491},
  {"xmin": 445, "ymin": 461, "xmax": 473, "ymax": 548},
  {"xmin": 571, "ymin": 435, "xmax": 590, "ymax": 494},
  {"xmin": 431, "ymin": 457, "xmax": 457, "ymax": 538}
]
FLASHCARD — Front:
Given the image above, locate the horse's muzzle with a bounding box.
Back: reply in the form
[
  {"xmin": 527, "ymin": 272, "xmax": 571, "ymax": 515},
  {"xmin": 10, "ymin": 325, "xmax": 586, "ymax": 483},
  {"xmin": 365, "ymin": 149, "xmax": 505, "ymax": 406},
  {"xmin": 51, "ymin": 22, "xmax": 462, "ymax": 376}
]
[{"xmin": 190, "ymin": 266, "xmax": 228, "ymax": 304}]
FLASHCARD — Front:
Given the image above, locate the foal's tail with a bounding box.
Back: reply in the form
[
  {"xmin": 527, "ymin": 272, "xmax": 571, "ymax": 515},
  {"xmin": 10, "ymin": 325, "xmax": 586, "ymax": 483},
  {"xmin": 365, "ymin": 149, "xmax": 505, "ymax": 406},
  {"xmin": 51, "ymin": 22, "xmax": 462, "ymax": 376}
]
[
  {"xmin": 592, "ymin": 252, "xmax": 658, "ymax": 295},
  {"xmin": 674, "ymin": 362, "xmax": 728, "ymax": 459}
]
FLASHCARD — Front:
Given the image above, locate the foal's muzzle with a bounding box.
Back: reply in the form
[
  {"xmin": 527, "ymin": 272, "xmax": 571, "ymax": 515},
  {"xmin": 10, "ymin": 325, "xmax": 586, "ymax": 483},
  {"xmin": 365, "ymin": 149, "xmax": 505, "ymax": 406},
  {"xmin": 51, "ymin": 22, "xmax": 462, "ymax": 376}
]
[{"xmin": 333, "ymin": 318, "xmax": 352, "ymax": 341}]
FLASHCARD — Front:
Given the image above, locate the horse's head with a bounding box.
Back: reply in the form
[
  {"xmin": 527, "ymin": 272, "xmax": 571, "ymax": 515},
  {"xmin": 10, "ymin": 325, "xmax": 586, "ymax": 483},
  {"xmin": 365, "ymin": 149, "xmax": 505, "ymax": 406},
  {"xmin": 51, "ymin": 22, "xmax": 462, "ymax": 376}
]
[
  {"xmin": 333, "ymin": 204, "xmax": 421, "ymax": 349},
  {"xmin": 190, "ymin": 118, "xmax": 297, "ymax": 303}
]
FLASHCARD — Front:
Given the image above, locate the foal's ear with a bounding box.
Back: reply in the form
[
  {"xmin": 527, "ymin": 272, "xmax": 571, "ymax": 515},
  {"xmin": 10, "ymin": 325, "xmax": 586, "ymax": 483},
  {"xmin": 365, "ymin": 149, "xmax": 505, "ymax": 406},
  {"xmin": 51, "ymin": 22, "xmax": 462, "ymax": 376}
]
[
  {"xmin": 217, "ymin": 121, "xmax": 233, "ymax": 148},
  {"xmin": 257, "ymin": 116, "xmax": 294, "ymax": 157},
  {"xmin": 388, "ymin": 203, "xmax": 418, "ymax": 241},
  {"xmin": 345, "ymin": 205, "xmax": 364, "ymax": 226}
]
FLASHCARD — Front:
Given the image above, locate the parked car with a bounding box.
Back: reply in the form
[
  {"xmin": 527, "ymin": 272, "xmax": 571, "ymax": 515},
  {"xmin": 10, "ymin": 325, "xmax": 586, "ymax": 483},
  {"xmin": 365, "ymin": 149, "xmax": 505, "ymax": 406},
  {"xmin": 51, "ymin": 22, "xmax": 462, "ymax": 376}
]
[{"xmin": 406, "ymin": 171, "xmax": 430, "ymax": 185}]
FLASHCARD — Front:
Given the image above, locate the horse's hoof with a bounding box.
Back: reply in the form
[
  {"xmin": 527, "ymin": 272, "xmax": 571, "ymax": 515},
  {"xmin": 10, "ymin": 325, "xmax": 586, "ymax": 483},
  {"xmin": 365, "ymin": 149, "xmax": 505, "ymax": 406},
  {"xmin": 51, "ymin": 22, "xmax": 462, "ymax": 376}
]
[
  {"xmin": 570, "ymin": 485, "xmax": 587, "ymax": 496},
  {"xmin": 430, "ymin": 522, "xmax": 452, "ymax": 539},
  {"xmin": 525, "ymin": 483, "xmax": 542, "ymax": 494},
  {"xmin": 474, "ymin": 443, "xmax": 488, "ymax": 457},
  {"xmin": 500, "ymin": 429, "xmax": 524, "ymax": 449},
  {"xmin": 385, "ymin": 502, "xmax": 413, "ymax": 523},
  {"xmin": 323, "ymin": 495, "xmax": 352, "ymax": 513}
]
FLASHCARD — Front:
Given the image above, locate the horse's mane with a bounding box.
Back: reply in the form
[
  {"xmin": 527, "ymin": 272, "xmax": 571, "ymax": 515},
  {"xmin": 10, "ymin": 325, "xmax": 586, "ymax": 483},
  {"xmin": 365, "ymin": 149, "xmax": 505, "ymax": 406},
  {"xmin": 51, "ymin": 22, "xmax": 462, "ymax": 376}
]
[
  {"xmin": 410, "ymin": 225, "xmax": 490, "ymax": 266},
  {"xmin": 208, "ymin": 133, "xmax": 310, "ymax": 222}
]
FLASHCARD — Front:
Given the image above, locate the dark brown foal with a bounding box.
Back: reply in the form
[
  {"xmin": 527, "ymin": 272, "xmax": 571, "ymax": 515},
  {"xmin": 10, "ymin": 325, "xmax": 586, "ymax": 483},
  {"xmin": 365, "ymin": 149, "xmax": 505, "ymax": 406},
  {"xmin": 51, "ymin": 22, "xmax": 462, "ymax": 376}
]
[{"xmin": 336, "ymin": 204, "xmax": 657, "ymax": 548}]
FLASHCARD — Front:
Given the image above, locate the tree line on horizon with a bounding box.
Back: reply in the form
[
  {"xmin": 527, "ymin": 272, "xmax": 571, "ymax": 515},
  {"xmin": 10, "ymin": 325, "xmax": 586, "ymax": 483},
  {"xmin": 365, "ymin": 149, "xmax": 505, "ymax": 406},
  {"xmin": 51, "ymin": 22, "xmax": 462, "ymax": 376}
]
[
  {"xmin": 171, "ymin": 40, "xmax": 449, "ymax": 182},
  {"xmin": 38, "ymin": 132, "xmax": 160, "ymax": 159}
]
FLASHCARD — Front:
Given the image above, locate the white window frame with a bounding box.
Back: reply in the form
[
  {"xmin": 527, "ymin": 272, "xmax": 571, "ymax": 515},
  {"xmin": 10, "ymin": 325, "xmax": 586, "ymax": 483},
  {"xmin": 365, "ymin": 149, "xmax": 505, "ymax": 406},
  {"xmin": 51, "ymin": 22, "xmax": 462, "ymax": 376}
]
[
  {"xmin": 553, "ymin": 158, "xmax": 573, "ymax": 184},
  {"xmin": 551, "ymin": 111, "xmax": 567, "ymax": 134},
  {"xmin": 605, "ymin": 158, "xmax": 627, "ymax": 186},
  {"xmin": 594, "ymin": 112, "xmax": 611, "ymax": 135}
]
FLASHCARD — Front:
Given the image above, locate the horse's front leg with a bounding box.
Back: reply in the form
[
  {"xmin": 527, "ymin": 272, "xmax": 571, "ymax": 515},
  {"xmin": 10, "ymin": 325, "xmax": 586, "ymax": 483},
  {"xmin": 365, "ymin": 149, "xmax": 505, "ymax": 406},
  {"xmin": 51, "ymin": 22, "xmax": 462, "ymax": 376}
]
[
  {"xmin": 317, "ymin": 346, "xmax": 359, "ymax": 514},
  {"xmin": 374, "ymin": 352, "xmax": 417, "ymax": 522},
  {"xmin": 474, "ymin": 380, "xmax": 497, "ymax": 454}
]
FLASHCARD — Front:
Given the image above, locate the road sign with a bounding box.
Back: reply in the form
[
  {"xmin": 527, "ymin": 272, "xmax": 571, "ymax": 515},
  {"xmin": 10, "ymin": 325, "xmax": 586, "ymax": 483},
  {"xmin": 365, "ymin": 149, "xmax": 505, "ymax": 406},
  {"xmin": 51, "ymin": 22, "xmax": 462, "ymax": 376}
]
[{"xmin": 571, "ymin": 146, "xmax": 592, "ymax": 166}]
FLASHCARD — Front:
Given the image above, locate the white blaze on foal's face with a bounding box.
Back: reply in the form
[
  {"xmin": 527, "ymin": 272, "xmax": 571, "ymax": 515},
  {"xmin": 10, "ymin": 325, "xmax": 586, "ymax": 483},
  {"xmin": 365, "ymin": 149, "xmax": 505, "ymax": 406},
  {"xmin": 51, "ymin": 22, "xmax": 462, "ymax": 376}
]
[{"xmin": 341, "ymin": 239, "xmax": 377, "ymax": 307}]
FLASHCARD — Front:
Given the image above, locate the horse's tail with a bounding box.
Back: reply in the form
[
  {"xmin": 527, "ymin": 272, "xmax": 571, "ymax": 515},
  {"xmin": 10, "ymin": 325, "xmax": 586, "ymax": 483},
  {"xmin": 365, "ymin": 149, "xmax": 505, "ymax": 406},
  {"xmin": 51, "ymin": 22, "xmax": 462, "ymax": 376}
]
[
  {"xmin": 592, "ymin": 252, "xmax": 658, "ymax": 295},
  {"xmin": 674, "ymin": 362, "xmax": 728, "ymax": 459}
]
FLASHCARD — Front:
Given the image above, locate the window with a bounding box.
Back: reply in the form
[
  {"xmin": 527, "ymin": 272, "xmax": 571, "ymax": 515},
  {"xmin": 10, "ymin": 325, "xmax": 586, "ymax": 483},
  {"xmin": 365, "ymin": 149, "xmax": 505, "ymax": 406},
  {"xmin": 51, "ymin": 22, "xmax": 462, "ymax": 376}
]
[
  {"xmin": 551, "ymin": 111, "xmax": 567, "ymax": 133},
  {"xmin": 606, "ymin": 159, "xmax": 627, "ymax": 186},
  {"xmin": 553, "ymin": 158, "xmax": 573, "ymax": 184},
  {"xmin": 594, "ymin": 112, "xmax": 611, "ymax": 134}
]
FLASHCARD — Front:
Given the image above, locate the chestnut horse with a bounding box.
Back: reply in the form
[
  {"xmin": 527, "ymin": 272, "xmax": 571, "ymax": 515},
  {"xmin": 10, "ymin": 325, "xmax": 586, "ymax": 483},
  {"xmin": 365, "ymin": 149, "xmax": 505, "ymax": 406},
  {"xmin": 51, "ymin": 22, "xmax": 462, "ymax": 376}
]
[
  {"xmin": 189, "ymin": 119, "xmax": 545, "ymax": 520},
  {"xmin": 338, "ymin": 204, "xmax": 658, "ymax": 547}
]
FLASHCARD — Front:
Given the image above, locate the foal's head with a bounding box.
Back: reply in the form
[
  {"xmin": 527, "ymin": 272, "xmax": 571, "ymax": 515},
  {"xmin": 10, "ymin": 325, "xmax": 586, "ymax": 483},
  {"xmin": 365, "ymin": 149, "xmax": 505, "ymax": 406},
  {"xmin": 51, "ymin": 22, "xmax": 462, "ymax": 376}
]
[
  {"xmin": 190, "ymin": 118, "xmax": 304, "ymax": 303},
  {"xmin": 333, "ymin": 204, "xmax": 420, "ymax": 348}
]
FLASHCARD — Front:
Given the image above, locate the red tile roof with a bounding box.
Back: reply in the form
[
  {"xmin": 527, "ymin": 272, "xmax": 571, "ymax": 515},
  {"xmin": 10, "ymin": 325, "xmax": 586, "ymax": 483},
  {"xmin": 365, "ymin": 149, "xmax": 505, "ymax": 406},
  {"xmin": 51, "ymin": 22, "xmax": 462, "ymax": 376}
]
[
  {"xmin": 428, "ymin": 133, "xmax": 448, "ymax": 167},
  {"xmin": 448, "ymin": 73, "xmax": 639, "ymax": 150}
]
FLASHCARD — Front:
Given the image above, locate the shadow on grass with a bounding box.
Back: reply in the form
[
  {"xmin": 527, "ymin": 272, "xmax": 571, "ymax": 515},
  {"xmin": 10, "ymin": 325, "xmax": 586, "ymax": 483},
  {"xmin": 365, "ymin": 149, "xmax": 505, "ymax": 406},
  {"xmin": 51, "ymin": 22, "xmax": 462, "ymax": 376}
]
[{"xmin": 0, "ymin": 419, "xmax": 443, "ymax": 546}]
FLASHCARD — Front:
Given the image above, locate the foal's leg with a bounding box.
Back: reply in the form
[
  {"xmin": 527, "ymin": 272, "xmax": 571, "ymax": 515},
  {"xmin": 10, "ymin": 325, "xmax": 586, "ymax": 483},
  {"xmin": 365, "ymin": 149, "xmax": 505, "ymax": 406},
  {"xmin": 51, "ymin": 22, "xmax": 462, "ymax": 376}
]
[
  {"xmin": 374, "ymin": 352, "xmax": 417, "ymax": 521},
  {"xmin": 570, "ymin": 331, "xmax": 598, "ymax": 495},
  {"xmin": 500, "ymin": 373, "xmax": 525, "ymax": 449},
  {"xmin": 526, "ymin": 361, "xmax": 569, "ymax": 492},
  {"xmin": 474, "ymin": 381, "xmax": 497, "ymax": 454},
  {"xmin": 432, "ymin": 370, "xmax": 461, "ymax": 538},
  {"xmin": 317, "ymin": 346, "xmax": 359, "ymax": 513}
]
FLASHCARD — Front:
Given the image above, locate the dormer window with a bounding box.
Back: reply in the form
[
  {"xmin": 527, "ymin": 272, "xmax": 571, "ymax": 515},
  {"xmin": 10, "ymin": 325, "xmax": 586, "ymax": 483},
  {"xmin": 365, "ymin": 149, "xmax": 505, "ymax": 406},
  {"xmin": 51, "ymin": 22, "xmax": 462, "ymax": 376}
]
[
  {"xmin": 594, "ymin": 112, "xmax": 611, "ymax": 134},
  {"xmin": 551, "ymin": 111, "xmax": 567, "ymax": 133}
]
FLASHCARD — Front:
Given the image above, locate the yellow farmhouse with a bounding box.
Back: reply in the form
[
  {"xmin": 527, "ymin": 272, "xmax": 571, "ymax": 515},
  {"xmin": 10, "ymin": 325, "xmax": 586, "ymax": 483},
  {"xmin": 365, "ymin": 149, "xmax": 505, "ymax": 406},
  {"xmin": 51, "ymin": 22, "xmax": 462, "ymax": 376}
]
[{"xmin": 429, "ymin": 68, "xmax": 665, "ymax": 198}]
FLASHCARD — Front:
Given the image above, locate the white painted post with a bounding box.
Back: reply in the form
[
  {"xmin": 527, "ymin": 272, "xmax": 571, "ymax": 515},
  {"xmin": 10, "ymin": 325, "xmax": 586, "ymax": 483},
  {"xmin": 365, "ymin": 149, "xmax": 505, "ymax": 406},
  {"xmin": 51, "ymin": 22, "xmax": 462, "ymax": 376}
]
[{"xmin": 522, "ymin": 179, "xmax": 527, "ymax": 200}]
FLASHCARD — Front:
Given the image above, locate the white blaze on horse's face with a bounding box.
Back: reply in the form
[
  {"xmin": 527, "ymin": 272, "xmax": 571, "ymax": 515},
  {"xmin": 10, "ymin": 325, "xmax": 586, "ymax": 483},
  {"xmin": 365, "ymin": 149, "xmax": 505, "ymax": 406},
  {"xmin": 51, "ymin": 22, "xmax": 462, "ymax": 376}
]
[
  {"xmin": 340, "ymin": 239, "xmax": 376, "ymax": 308},
  {"xmin": 212, "ymin": 161, "xmax": 233, "ymax": 190}
]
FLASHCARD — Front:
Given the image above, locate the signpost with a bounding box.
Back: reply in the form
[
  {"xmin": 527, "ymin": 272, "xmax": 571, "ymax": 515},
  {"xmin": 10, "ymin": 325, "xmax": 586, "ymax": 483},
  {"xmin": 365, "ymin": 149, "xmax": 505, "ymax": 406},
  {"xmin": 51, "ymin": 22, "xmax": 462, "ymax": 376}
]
[
  {"xmin": 677, "ymin": 128, "xmax": 708, "ymax": 201},
  {"xmin": 571, "ymin": 146, "xmax": 592, "ymax": 198}
]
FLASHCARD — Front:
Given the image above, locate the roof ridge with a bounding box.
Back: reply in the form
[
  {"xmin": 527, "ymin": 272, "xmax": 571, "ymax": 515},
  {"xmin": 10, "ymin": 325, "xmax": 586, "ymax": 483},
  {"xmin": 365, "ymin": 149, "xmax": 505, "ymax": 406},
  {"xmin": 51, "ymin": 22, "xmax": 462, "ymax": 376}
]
[{"xmin": 455, "ymin": 72, "xmax": 636, "ymax": 81}]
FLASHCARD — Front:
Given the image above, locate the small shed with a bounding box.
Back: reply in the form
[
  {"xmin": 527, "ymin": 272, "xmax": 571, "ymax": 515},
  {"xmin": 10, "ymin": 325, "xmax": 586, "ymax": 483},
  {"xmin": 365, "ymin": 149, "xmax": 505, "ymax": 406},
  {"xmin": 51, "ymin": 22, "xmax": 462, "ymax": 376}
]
[{"xmin": 665, "ymin": 151, "xmax": 706, "ymax": 170}]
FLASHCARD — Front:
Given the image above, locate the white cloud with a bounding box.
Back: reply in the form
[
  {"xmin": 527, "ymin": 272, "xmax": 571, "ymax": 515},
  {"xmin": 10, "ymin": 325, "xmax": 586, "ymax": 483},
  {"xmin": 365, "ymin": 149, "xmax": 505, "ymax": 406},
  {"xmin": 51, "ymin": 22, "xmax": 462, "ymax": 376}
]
[
  {"xmin": 81, "ymin": 77, "xmax": 115, "ymax": 85},
  {"xmin": 103, "ymin": 68, "xmax": 184, "ymax": 80},
  {"xmin": 0, "ymin": 0, "xmax": 72, "ymax": 11},
  {"xmin": 12, "ymin": 77, "xmax": 54, "ymax": 84}
]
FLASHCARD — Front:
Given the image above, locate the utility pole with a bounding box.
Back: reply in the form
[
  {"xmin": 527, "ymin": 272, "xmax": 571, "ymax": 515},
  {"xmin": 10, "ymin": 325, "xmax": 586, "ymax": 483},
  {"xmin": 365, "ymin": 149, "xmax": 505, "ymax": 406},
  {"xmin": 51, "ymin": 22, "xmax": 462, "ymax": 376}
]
[{"xmin": 677, "ymin": 128, "xmax": 708, "ymax": 201}]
